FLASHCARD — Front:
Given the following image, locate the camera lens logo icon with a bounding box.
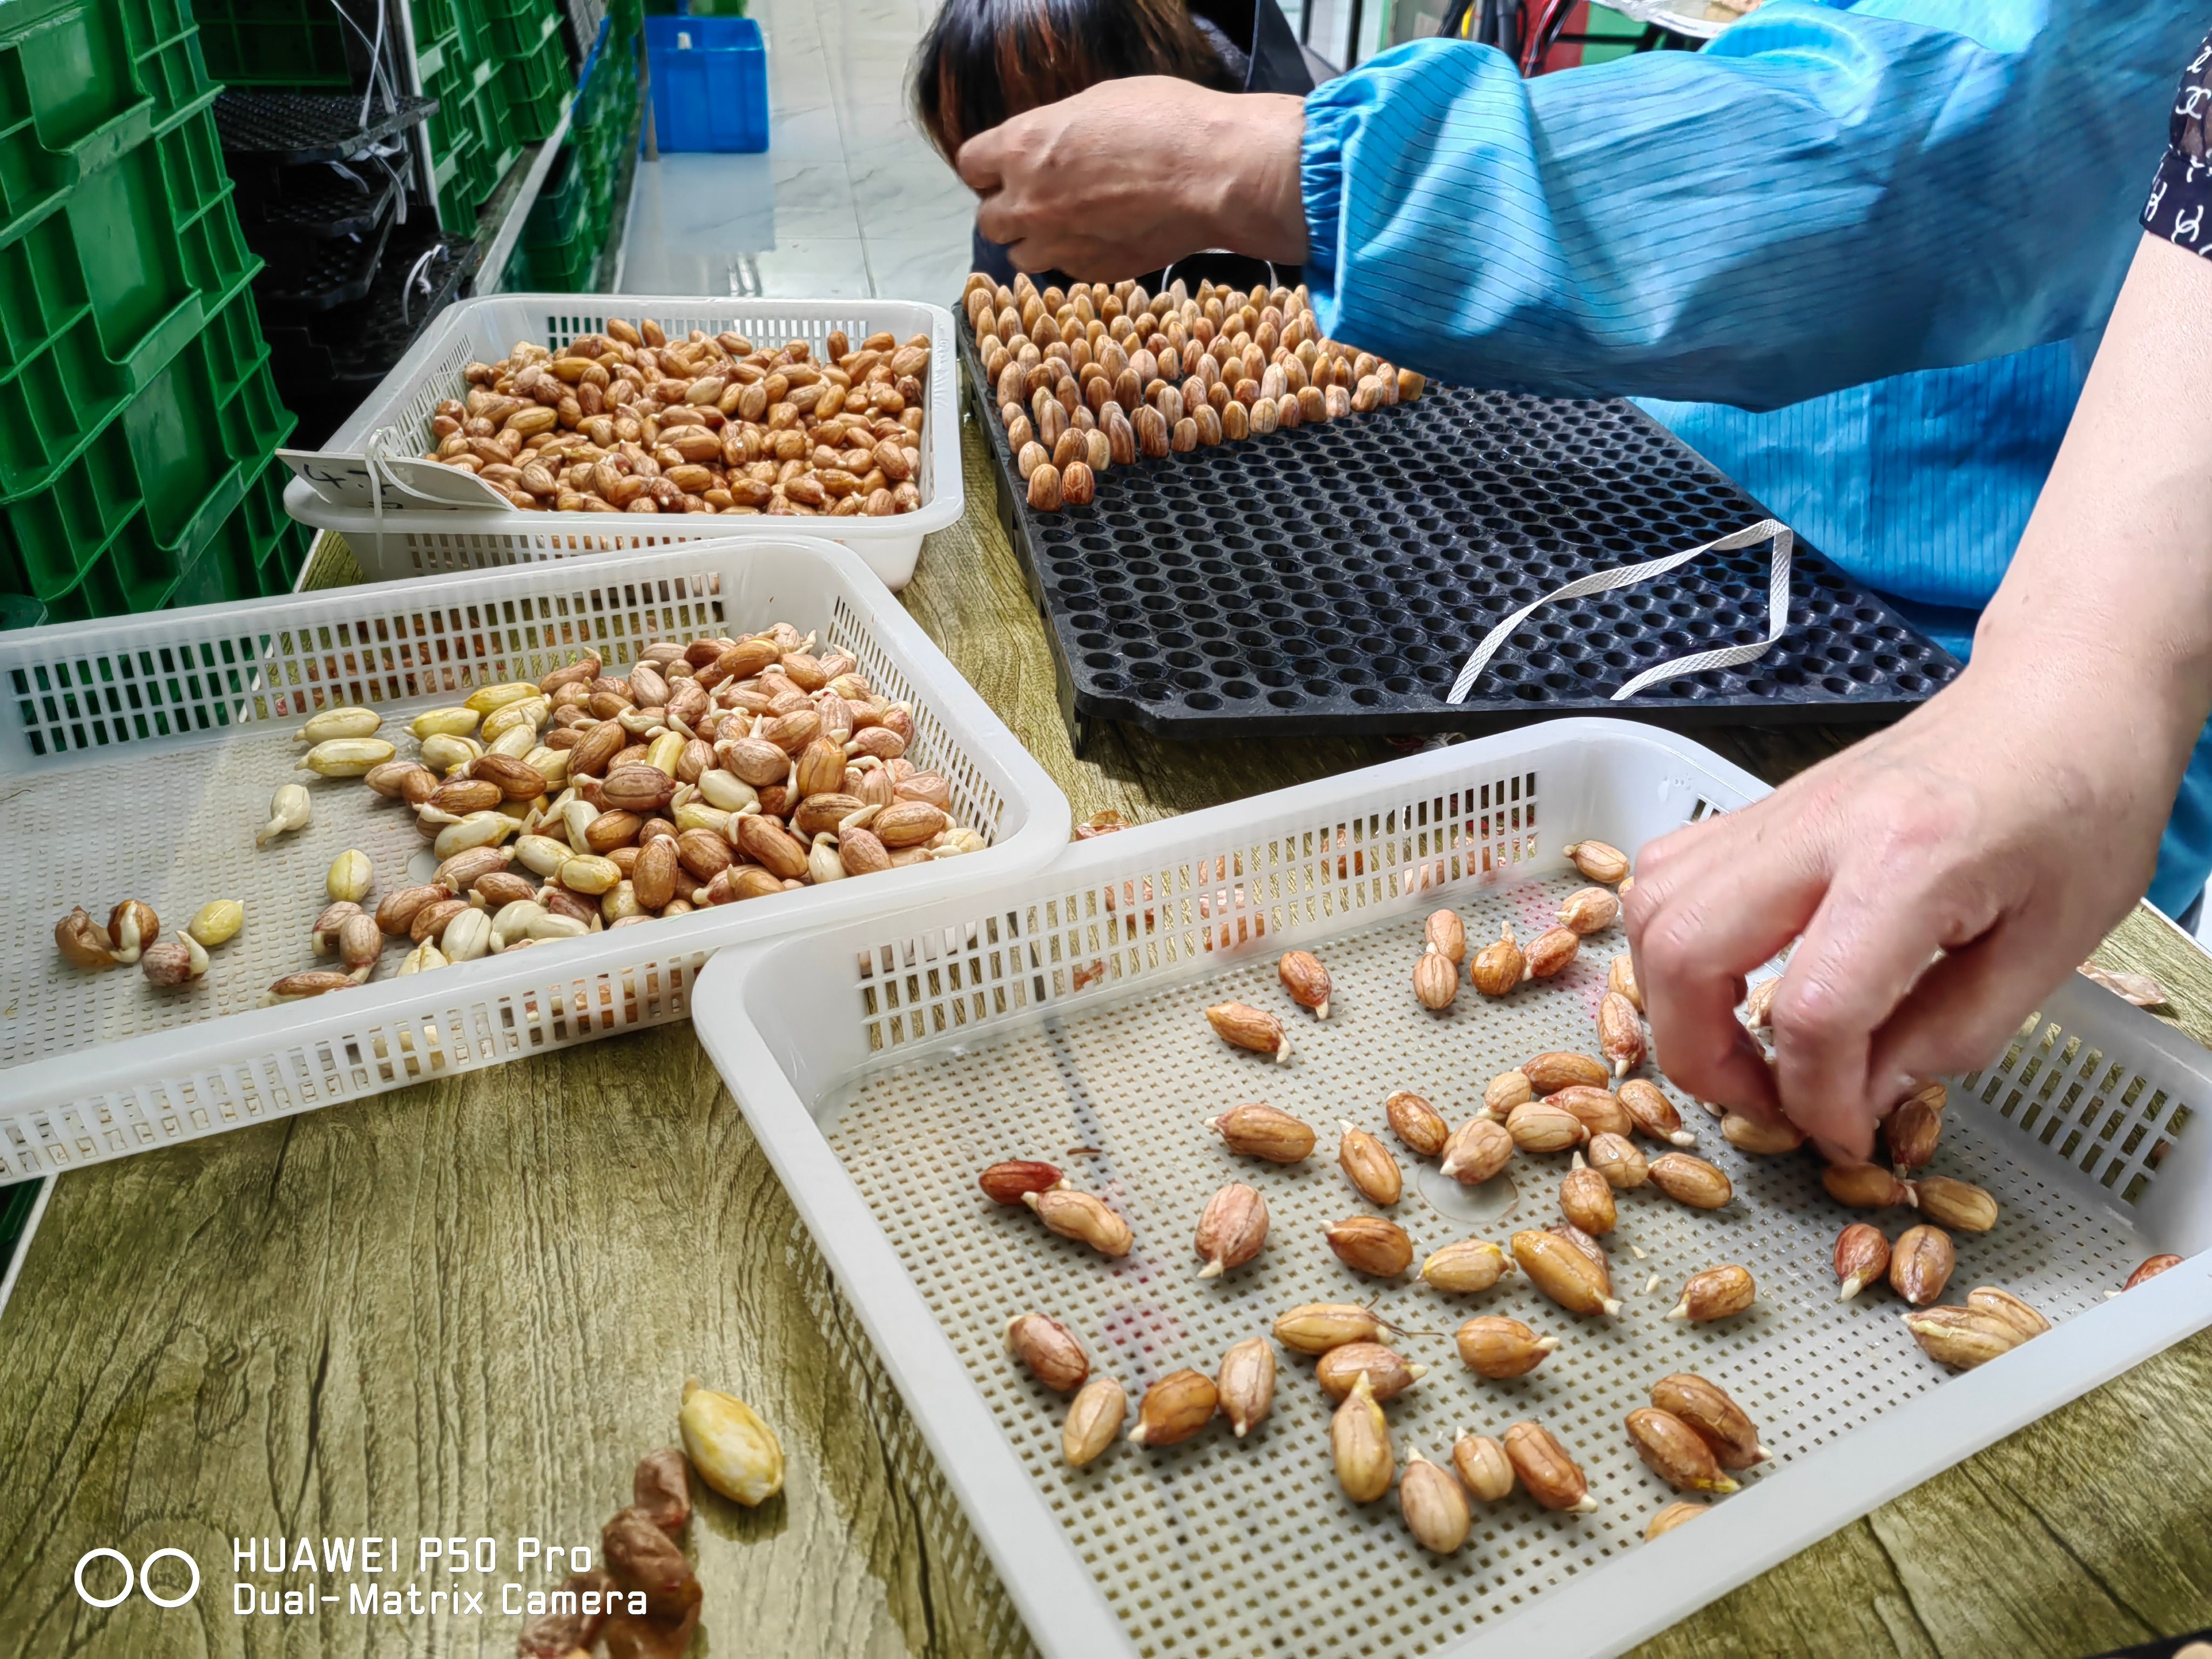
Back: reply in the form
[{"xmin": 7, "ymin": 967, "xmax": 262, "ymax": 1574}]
[{"xmin": 74, "ymin": 1548, "xmax": 199, "ymax": 1609}]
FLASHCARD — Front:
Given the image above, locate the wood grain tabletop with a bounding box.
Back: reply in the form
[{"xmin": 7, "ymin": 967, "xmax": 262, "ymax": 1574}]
[{"xmin": 1, "ymin": 419, "xmax": 2206, "ymax": 1659}]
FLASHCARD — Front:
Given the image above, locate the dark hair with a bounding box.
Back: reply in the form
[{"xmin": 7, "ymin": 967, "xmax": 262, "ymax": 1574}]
[{"xmin": 912, "ymin": 0, "xmax": 1239, "ymax": 162}]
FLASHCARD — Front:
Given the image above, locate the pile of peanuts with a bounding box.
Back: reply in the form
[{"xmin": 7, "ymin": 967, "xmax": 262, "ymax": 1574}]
[
  {"xmin": 272, "ymin": 626, "xmax": 986, "ymax": 1000},
  {"xmin": 965, "ymin": 269, "xmax": 1425, "ymax": 513},
  {"xmin": 419, "ymin": 318, "xmax": 930, "ymax": 517}
]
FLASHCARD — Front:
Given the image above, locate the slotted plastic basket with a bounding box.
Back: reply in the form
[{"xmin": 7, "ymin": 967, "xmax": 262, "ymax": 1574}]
[
  {"xmin": 277, "ymin": 294, "xmax": 962, "ymax": 591},
  {"xmin": 690, "ymin": 720, "xmax": 2212, "ymax": 1659},
  {"xmin": 0, "ymin": 536, "xmax": 1068, "ymax": 1181}
]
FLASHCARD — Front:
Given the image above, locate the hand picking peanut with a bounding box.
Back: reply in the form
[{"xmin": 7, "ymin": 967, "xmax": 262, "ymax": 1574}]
[{"xmin": 426, "ymin": 323, "xmax": 928, "ymax": 518}]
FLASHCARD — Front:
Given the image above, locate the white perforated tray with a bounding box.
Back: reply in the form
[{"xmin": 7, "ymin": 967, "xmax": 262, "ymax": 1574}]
[
  {"xmin": 0, "ymin": 535, "xmax": 1068, "ymax": 1180},
  {"xmin": 691, "ymin": 721, "xmax": 2212, "ymax": 1658},
  {"xmin": 279, "ymin": 294, "xmax": 962, "ymax": 590}
]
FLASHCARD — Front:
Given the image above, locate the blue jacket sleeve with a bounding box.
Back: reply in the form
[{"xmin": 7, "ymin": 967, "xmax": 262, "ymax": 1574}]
[{"xmin": 1300, "ymin": 1, "xmax": 2193, "ymax": 409}]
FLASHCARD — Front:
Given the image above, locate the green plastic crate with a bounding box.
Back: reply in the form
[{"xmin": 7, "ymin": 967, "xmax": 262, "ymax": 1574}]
[
  {"xmin": 160, "ymin": 456, "xmax": 306, "ymax": 609},
  {"xmin": 0, "ymin": 99, "xmax": 258, "ymax": 502},
  {"xmin": 0, "ymin": 0, "xmax": 215, "ymax": 242},
  {"xmin": 192, "ymin": 0, "xmax": 345, "ymax": 86},
  {"xmin": 0, "ymin": 279, "xmax": 294, "ymax": 617},
  {"xmin": 496, "ymin": 22, "xmax": 569, "ymax": 140},
  {"xmin": 524, "ymin": 134, "xmax": 584, "ymax": 237},
  {"xmin": 478, "ymin": 0, "xmax": 559, "ymax": 62}
]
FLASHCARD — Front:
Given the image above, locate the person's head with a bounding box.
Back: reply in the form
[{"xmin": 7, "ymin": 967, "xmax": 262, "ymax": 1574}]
[{"xmin": 912, "ymin": 0, "xmax": 1240, "ymax": 163}]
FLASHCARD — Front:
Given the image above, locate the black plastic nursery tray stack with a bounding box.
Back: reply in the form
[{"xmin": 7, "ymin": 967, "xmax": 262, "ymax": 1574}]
[
  {"xmin": 215, "ymin": 91, "xmax": 440, "ymax": 161},
  {"xmin": 958, "ymin": 322, "xmax": 1961, "ymax": 750},
  {"xmin": 267, "ymin": 225, "xmax": 478, "ymax": 446}
]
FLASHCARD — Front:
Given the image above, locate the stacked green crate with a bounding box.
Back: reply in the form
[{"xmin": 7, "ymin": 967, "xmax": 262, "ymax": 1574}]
[
  {"xmin": 194, "ymin": 0, "xmax": 552, "ymax": 228},
  {"xmin": 440, "ymin": 0, "xmax": 561, "ymax": 207},
  {"xmin": 417, "ymin": 0, "xmax": 516, "ymax": 227},
  {"xmin": 1, "ymin": 0, "xmax": 303, "ymax": 619},
  {"xmin": 514, "ymin": 17, "xmax": 635, "ymax": 291}
]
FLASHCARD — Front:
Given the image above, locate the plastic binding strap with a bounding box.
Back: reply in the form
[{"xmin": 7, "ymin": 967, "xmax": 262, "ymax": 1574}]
[{"xmin": 1446, "ymin": 518, "xmax": 1792, "ymax": 704}]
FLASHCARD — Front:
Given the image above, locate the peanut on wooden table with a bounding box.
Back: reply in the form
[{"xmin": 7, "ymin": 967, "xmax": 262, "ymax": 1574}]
[{"xmin": 0, "ymin": 422, "xmax": 2206, "ymax": 1659}]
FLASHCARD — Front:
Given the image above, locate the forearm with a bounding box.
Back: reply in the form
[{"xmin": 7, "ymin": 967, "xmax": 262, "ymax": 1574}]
[
  {"xmin": 1970, "ymin": 234, "xmax": 2212, "ymax": 764},
  {"xmin": 1302, "ymin": 5, "xmax": 2189, "ymax": 406}
]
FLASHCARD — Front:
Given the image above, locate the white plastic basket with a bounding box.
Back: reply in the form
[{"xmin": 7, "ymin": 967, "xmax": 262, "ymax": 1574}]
[
  {"xmin": 277, "ymin": 294, "xmax": 962, "ymax": 590},
  {"xmin": 0, "ymin": 535, "xmax": 1068, "ymax": 1182},
  {"xmin": 690, "ymin": 719, "xmax": 2212, "ymax": 1659}
]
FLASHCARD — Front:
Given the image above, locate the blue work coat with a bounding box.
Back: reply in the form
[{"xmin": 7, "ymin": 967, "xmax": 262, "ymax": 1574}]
[{"xmin": 1300, "ymin": 1, "xmax": 2212, "ymax": 914}]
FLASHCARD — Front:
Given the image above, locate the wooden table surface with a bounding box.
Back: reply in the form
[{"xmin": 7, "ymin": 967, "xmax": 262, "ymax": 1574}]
[{"xmin": 3, "ymin": 421, "xmax": 2209, "ymax": 1659}]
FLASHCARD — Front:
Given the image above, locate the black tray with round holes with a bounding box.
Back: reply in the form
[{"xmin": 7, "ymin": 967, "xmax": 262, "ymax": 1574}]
[
  {"xmin": 956, "ymin": 316, "xmax": 1961, "ymax": 751},
  {"xmin": 214, "ymin": 92, "xmax": 439, "ymax": 162}
]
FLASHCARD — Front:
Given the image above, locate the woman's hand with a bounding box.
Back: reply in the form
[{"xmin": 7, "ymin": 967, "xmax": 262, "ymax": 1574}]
[
  {"xmin": 1625, "ymin": 234, "xmax": 2212, "ymax": 1161},
  {"xmin": 955, "ymin": 79, "xmax": 1309, "ymax": 278},
  {"xmin": 1623, "ymin": 653, "xmax": 2186, "ymax": 1162}
]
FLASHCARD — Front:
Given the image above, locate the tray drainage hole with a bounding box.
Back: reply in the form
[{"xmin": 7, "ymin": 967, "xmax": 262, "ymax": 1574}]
[
  {"xmin": 1184, "ymin": 691, "xmax": 1222, "ymax": 710},
  {"xmin": 1268, "ymin": 689, "xmax": 1300, "ymax": 707},
  {"xmin": 1221, "ymin": 679, "xmax": 1257, "ymax": 699},
  {"xmin": 1084, "ymin": 652, "xmax": 1119, "ymax": 671},
  {"xmin": 1350, "ymin": 686, "xmax": 1381, "ymax": 706},
  {"xmin": 1417, "ymin": 1162, "xmax": 1520, "ymax": 1225}
]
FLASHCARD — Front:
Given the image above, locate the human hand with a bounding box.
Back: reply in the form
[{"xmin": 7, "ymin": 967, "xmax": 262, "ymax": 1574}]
[
  {"xmin": 1622, "ymin": 653, "xmax": 2189, "ymax": 1162},
  {"xmin": 956, "ymin": 78, "xmax": 1309, "ymax": 279}
]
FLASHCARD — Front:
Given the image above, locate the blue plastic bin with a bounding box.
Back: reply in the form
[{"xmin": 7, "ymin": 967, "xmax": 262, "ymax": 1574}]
[{"xmin": 644, "ymin": 15, "xmax": 767, "ymax": 151}]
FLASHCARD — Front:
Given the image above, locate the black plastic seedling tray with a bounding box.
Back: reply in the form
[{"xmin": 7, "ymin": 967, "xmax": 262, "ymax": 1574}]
[
  {"xmin": 215, "ymin": 92, "xmax": 439, "ymax": 162},
  {"xmin": 957, "ymin": 319, "xmax": 1961, "ymax": 751},
  {"xmin": 255, "ymin": 194, "xmax": 397, "ymax": 312},
  {"xmin": 240, "ymin": 165, "xmax": 401, "ymax": 242},
  {"xmin": 270, "ymin": 228, "xmax": 477, "ymax": 447}
]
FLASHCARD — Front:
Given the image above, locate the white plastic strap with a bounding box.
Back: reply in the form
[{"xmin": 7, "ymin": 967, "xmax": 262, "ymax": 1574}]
[{"xmin": 1445, "ymin": 518, "xmax": 1792, "ymax": 705}]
